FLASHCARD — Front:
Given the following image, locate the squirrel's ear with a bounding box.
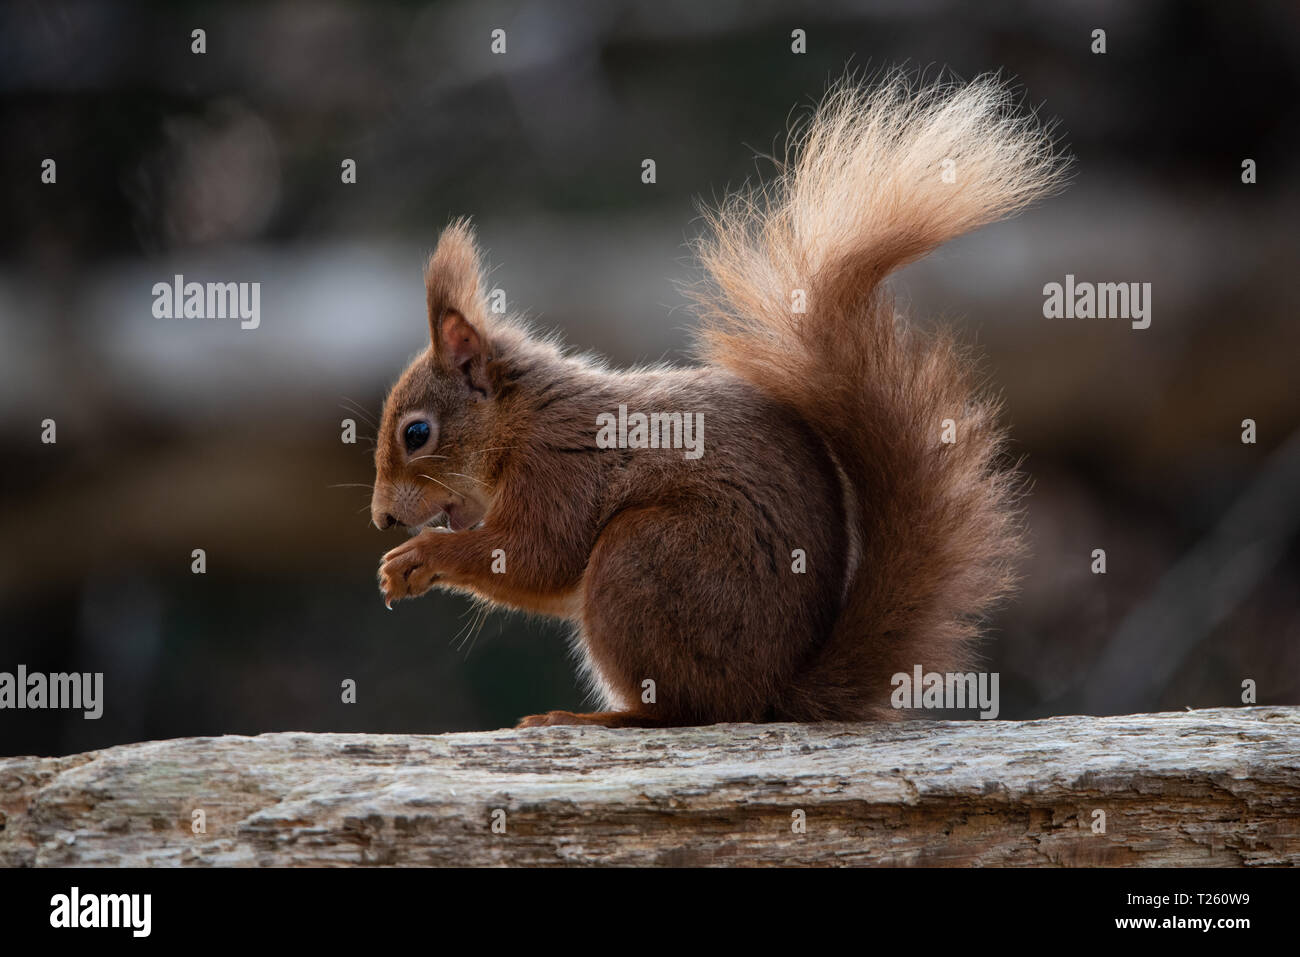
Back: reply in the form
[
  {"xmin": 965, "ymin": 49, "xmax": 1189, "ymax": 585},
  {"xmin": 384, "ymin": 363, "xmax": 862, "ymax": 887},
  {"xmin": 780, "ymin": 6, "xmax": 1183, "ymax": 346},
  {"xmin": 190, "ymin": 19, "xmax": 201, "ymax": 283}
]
[
  {"xmin": 435, "ymin": 309, "xmax": 491, "ymax": 396},
  {"xmin": 426, "ymin": 220, "xmax": 492, "ymax": 396}
]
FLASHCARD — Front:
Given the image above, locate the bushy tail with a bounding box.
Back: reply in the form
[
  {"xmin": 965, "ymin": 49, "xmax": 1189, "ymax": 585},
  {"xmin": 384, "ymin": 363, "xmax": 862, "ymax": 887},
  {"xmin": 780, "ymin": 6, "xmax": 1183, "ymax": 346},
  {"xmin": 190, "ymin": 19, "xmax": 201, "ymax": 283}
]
[{"xmin": 690, "ymin": 73, "xmax": 1067, "ymax": 720}]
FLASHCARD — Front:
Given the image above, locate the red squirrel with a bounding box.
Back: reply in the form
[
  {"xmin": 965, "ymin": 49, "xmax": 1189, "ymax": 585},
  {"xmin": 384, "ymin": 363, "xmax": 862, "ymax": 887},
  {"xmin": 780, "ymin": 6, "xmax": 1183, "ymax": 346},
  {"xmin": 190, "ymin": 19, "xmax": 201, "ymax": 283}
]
[{"xmin": 369, "ymin": 75, "xmax": 1066, "ymax": 728}]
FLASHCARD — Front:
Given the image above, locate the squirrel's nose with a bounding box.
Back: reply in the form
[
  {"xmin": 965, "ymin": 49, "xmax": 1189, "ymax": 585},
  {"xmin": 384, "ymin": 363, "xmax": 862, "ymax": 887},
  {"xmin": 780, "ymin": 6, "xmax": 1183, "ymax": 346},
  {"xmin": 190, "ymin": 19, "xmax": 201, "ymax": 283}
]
[{"xmin": 373, "ymin": 512, "xmax": 398, "ymax": 530}]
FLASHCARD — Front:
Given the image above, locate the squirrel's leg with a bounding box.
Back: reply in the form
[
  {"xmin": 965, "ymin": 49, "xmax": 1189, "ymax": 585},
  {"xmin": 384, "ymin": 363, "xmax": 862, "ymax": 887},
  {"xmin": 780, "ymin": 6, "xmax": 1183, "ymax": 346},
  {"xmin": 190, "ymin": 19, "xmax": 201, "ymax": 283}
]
[{"xmin": 564, "ymin": 502, "xmax": 823, "ymax": 728}]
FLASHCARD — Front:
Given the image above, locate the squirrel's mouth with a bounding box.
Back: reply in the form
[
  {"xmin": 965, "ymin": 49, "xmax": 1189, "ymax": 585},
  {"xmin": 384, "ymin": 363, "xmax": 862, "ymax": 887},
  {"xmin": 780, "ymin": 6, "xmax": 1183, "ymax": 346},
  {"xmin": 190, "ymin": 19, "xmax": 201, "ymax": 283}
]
[
  {"xmin": 412, "ymin": 504, "xmax": 484, "ymax": 535},
  {"xmin": 415, "ymin": 512, "xmax": 450, "ymax": 534}
]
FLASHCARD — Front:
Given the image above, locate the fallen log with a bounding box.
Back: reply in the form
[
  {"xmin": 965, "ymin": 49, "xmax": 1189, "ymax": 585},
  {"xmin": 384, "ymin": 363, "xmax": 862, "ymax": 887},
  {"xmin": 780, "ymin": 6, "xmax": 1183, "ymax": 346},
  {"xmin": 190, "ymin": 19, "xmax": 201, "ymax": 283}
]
[{"xmin": 1, "ymin": 707, "xmax": 1296, "ymax": 866}]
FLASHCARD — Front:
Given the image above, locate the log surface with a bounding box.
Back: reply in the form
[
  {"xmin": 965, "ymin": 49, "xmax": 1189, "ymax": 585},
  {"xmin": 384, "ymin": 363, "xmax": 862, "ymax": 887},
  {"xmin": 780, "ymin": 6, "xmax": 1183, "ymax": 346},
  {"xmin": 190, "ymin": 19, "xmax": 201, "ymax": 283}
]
[{"xmin": 1, "ymin": 707, "xmax": 1296, "ymax": 866}]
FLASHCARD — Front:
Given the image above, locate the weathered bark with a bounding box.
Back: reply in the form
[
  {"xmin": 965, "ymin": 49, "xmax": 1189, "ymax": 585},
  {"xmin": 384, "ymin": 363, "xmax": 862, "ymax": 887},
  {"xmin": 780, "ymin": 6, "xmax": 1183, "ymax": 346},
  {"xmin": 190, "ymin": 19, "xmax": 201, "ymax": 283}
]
[{"xmin": 1, "ymin": 707, "xmax": 1296, "ymax": 866}]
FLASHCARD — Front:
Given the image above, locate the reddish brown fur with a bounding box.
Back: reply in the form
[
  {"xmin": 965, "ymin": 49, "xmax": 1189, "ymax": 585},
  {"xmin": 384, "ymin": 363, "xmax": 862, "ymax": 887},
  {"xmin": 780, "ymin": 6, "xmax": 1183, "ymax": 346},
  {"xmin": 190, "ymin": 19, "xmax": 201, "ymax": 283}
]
[{"xmin": 371, "ymin": 74, "xmax": 1067, "ymax": 728}]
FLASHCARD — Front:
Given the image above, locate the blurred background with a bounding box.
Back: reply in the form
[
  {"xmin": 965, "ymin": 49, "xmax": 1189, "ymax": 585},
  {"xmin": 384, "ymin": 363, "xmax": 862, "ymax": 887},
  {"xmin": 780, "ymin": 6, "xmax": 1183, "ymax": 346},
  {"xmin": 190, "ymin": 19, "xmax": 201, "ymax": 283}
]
[{"xmin": 2, "ymin": 0, "xmax": 1298, "ymax": 757}]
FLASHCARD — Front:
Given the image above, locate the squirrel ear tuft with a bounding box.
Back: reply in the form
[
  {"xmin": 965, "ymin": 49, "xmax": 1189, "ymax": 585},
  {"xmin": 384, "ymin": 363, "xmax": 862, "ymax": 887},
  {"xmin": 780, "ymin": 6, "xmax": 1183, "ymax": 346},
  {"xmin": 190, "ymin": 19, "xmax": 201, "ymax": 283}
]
[
  {"xmin": 426, "ymin": 220, "xmax": 495, "ymax": 396},
  {"xmin": 425, "ymin": 218, "xmax": 487, "ymax": 349}
]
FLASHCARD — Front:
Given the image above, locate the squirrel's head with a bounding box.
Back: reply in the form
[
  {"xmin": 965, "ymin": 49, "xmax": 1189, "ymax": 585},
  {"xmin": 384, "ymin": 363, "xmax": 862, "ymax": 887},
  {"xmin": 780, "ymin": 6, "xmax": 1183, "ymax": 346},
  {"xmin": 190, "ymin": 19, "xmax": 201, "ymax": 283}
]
[{"xmin": 370, "ymin": 220, "xmax": 505, "ymax": 533}]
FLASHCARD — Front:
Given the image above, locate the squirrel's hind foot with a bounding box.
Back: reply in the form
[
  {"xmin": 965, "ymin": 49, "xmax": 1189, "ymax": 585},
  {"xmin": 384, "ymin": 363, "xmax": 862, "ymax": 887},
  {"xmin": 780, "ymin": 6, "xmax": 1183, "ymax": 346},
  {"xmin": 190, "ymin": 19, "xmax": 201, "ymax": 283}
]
[{"xmin": 515, "ymin": 709, "xmax": 669, "ymax": 729}]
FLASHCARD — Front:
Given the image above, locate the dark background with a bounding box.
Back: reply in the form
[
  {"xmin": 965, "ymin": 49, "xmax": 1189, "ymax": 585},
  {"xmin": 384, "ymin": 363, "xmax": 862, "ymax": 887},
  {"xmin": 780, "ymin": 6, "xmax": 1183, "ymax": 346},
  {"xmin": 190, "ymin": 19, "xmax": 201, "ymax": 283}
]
[{"xmin": 2, "ymin": 0, "xmax": 1298, "ymax": 757}]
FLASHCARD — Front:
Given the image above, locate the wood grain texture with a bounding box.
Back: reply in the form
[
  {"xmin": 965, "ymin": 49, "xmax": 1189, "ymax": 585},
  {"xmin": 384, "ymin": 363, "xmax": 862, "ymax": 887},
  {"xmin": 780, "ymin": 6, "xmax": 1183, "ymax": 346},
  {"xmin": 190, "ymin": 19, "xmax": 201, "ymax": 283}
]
[{"xmin": 1, "ymin": 707, "xmax": 1296, "ymax": 867}]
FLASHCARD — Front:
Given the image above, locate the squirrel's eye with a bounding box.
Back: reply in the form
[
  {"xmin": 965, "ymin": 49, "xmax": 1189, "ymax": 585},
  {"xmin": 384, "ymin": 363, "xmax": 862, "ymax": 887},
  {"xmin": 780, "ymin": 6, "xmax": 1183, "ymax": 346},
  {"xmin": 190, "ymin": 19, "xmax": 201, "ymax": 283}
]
[{"xmin": 403, "ymin": 420, "xmax": 431, "ymax": 453}]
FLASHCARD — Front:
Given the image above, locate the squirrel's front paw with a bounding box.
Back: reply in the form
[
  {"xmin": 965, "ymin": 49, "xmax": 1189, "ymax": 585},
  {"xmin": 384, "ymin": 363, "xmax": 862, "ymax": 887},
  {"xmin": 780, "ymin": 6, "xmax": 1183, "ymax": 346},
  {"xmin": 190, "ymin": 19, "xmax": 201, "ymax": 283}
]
[{"xmin": 378, "ymin": 534, "xmax": 443, "ymax": 607}]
